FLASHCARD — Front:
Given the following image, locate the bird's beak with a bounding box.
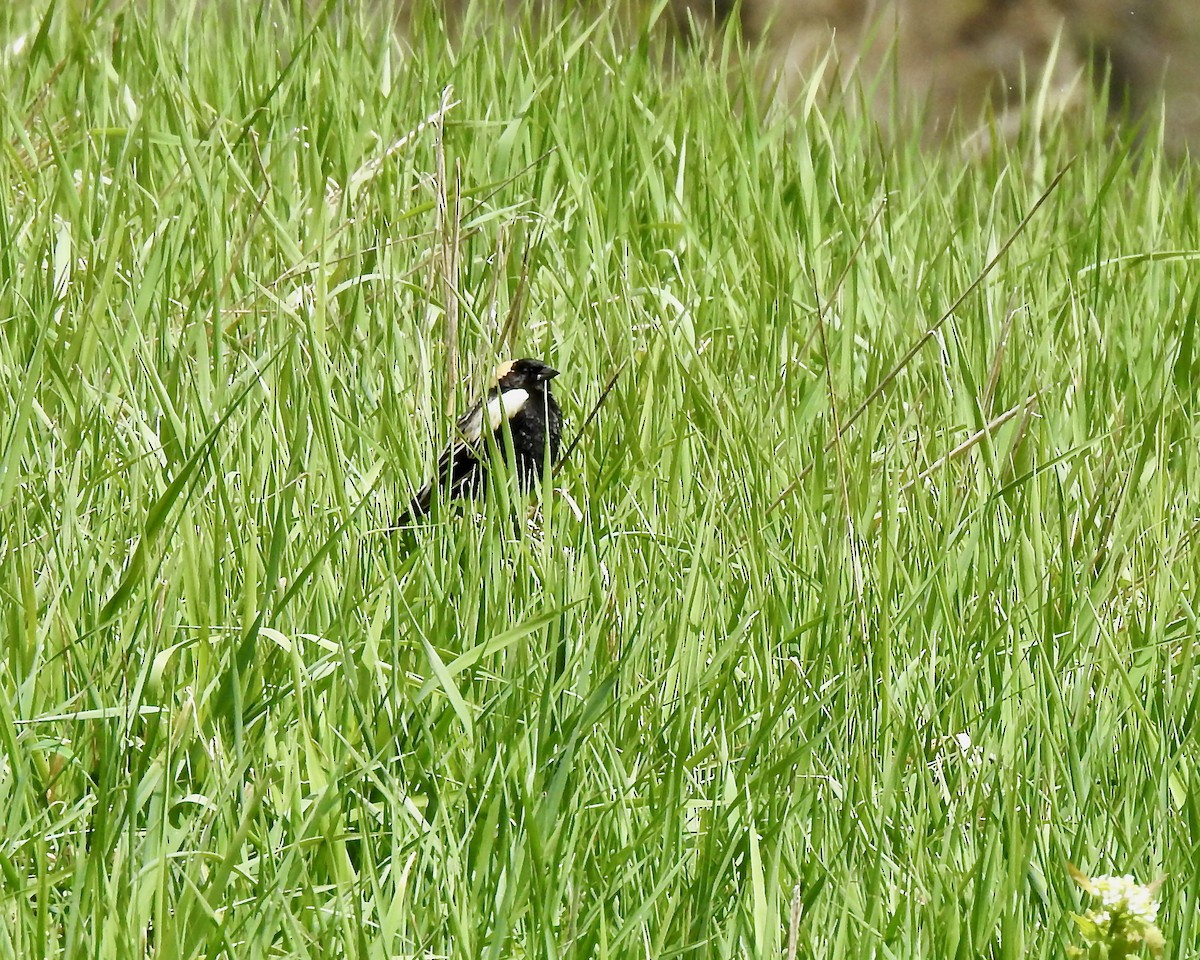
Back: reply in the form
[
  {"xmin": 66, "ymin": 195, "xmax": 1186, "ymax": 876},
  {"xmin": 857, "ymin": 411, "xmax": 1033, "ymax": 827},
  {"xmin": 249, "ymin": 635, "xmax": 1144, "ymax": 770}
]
[{"xmin": 539, "ymin": 366, "xmax": 560, "ymax": 381}]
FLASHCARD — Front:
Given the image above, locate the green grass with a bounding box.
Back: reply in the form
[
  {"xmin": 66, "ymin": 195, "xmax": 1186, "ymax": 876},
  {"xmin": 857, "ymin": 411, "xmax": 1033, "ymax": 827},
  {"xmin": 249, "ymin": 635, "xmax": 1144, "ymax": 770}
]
[{"xmin": 2, "ymin": 1, "xmax": 1199, "ymax": 957}]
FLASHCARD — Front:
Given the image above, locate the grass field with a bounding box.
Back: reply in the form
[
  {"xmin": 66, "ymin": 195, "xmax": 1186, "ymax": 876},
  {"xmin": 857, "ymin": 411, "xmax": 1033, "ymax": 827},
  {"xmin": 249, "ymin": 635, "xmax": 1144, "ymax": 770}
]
[{"xmin": 2, "ymin": 1, "xmax": 1199, "ymax": 957}]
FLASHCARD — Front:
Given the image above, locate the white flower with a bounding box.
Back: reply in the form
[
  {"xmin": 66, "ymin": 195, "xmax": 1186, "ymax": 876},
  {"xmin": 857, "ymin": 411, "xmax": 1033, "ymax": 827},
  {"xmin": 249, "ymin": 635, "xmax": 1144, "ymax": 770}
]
[
  {"xmin": 1090, "ymin": 874, "xmax": 1160, "ymax": 923},
  {"xmin": 1071, "ymin": 869, "xmax": 1165, "ymax": 956}
]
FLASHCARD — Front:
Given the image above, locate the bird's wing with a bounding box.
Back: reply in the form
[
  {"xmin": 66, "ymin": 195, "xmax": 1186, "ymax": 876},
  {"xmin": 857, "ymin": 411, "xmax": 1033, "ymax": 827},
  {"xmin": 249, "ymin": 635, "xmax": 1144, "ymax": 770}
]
[
  {"xmin": 454, "ymin": 399, "xmax": 486, "ymax": 446},
  {"xmin": 397, "ymin": 388, "xmax": 532, "ymax": 525},
  {"xmin": 443, "ymin": 387, "xmax": 526, "ymax": 457},
  {"xmin": 485, "ymin": 388, "xmax": 529, "ymax": 434}
]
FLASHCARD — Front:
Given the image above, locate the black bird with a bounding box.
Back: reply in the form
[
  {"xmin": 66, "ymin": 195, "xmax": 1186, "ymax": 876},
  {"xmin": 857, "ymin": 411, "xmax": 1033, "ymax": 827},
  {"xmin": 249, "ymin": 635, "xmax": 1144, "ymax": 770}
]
[{"xmin": 398, "ymin": 358, "xmax": 563, "ymax": 524}]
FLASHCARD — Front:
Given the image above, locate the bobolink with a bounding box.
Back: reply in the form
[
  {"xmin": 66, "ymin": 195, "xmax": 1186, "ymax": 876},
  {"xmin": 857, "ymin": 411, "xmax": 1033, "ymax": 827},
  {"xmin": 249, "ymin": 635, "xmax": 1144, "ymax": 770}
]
[{"xmin": 398, "ymin": 357, "xmax": 563, "ymax": 524}]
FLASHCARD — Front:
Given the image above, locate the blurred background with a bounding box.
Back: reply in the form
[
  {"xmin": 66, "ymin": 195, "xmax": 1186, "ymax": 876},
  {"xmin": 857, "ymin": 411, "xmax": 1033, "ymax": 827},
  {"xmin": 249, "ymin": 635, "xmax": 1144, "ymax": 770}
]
[{"xmin": 400, "ymin": 0, "xmax": 1200, "ymax": 157}]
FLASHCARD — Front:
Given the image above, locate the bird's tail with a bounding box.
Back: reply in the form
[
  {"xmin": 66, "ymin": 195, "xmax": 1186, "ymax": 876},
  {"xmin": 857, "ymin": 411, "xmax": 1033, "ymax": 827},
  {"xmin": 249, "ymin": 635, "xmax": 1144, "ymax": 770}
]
[{"xmin": 393, "ymin": 483, "xmax": 432, "ymax": 529}]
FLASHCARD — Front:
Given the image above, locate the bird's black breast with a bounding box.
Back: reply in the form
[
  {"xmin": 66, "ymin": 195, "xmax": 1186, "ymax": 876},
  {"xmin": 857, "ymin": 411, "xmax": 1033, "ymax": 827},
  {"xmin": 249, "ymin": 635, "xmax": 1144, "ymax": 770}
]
[{"xmin": 502, "ymin": 386, "xmax": 561, "ymax": 488}]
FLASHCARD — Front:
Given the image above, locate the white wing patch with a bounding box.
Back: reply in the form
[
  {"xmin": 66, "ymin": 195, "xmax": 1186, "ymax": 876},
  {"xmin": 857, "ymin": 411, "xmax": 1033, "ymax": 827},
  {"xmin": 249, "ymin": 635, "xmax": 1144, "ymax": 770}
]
[{"xmin": 486, "ymin": 388, "xmax": 529, "ymax": 432}]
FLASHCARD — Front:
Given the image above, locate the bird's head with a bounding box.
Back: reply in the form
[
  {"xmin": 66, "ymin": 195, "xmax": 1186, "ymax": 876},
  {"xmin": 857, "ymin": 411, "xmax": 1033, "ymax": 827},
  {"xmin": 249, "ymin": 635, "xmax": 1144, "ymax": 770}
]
[{"xmin": 493, "ymin": 358, "xmax": 560, "ymax": 391}]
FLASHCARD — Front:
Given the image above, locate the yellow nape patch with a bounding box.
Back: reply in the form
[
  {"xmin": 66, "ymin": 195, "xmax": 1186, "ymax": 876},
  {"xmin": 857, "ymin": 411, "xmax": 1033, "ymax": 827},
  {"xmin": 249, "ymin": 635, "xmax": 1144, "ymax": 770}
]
[{"xmin": 491, "ymin": 359, "xmax": 516, "ymax": 385}]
